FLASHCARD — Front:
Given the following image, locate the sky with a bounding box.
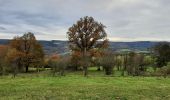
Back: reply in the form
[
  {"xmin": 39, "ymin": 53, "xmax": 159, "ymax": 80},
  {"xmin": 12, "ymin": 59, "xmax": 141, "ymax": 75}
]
[{"xmin": 0, "ymin": 0, "xmax": 170, "ymax": 41}]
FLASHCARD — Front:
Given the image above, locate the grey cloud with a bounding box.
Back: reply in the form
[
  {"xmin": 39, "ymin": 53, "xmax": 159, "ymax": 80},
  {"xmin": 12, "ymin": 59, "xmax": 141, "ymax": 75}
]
[
  {"xmin": 0, "ymin": 26, "xmax": 6, "ymax": 30},
  {"xmin": 0, "ymin": 0, "xmax": 170, "ymax": 41}
]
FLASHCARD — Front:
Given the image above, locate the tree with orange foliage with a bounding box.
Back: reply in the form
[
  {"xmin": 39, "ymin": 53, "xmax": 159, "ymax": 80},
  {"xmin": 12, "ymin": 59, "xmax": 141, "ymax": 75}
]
[
  {"xmin": 5, "ymin": 48, "xmax": 24, "ymax": 77},
  {"xmin": 50, "ymin": 54, "xmax": 60, "ymax": 60},
  {"xmin": 32, "ymin": 42, "xmax": 44, "ymax": 72},
  {"xmin": 70, "ymin": 51, "xmax": 82, "ymax": 70},
  {"xmin": 9, "ymin": 32, "xmax": 44, "ymax": 73},
  {"xmin": 0, "ymin": 45, "xmax": 8, "ymax": 75},
  {"xmin": 67, "ymin": 16, "xmax": 108, "ymax": 76}
]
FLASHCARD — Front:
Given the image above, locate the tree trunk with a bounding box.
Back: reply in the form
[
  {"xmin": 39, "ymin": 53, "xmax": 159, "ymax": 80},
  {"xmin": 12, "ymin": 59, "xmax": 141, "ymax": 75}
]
[
  {"xmin": 121, "ymin": 67, "xmax": 125, "ymax": 76},
  {"xmin": 75, "ymin": 66, "xmax": 78, "ymax": 71},
  {"xmin": 13, "ymin": 68, "xmax": 17, "ymax": 78},
  {"xmin": 122, "ymin": 54, "xmax": 127, "ymax": 76},
  {"xmin": 117, "ymin": 66, "xmax": 119, "ymax": 71},
  {"xmin": 83, "ymin": 66, "xmax": 88, "ymax": 77},
  {"xmin": 83, "ymin": 48, "xmax": 88, "ymax": 77},
  {"xmin": 97, "ymin": 66, "xmax": 101, "ymax": 71},
  {"xmin": 105, "ymin": 67, "xmax": 113, "ymax": 75},
  {"xmin": 12, "ymin": 63, "xmax": 18, "ymax": 78},
  {"xmin": 36, "ymin": 66, "xmax": 40, "ymax": 72},
  {"xmin": 25, "ymin": 65, "xmax": 29, "ymax": 73},
  {"xmin": 60, "ymin": 69, "xmax": 65, "ymax": 76},
  {"xmin": 121, "ymin": 69, "xmax": 125, "ymax": 76}
]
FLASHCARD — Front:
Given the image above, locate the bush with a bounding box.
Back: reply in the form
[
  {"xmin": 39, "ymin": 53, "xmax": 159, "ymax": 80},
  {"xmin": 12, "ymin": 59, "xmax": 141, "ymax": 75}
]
[
  {"xmin": 49, "ymin": 57, "xmax": 69, "ymax": 76},
  {"xmin": 99, "ymin": 55, "xmax": 114, "ymax": 75},
  {"xmin": 151, "ymin": 64, "xmax": 170, "ymax": 77},
  {"xmin": 159, "ymin": 66, "xmax": 170, "ymax": 78},
  {"xmin": 0, "ymin": 62, "xmax": 6, "ymax": 75}
]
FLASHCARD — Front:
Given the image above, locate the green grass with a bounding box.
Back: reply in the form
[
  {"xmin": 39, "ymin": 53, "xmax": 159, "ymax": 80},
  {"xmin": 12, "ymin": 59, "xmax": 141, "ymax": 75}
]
[{"xmin": 0, "ymin": 68, "xmax": 170, "ymax": 100}]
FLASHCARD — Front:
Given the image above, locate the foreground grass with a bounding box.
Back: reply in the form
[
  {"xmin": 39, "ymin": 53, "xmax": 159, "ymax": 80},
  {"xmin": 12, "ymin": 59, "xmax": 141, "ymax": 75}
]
[{"xmin": 0, "ymin": 70, "xmax": 170, "ymax": 100}]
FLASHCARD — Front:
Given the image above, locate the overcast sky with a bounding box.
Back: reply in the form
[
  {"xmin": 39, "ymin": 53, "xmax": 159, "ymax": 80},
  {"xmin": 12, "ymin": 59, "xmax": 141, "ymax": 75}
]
[{"xmin": 0, "ymin": 0, "xmax": 170, "ymax": 41}]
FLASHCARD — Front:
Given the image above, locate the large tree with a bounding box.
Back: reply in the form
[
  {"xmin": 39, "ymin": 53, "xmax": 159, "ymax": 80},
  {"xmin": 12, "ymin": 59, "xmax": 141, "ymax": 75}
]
[
  {"xmin": 154, "ymin": 42, "xmax": 170, "ymax": 68},
  {"xmin": 67, "ymin": 16, "xmax": 108, "ymax": 76},
  {"xmin": 9, "ymin": 32, "xmax": 44, "ymax": 72}
]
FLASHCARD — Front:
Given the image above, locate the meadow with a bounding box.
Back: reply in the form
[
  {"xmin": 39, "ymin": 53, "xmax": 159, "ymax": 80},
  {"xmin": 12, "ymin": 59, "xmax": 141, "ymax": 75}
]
[{"xmin": 0, "ymin": 68, "xmax": 170, "ymax": 100}]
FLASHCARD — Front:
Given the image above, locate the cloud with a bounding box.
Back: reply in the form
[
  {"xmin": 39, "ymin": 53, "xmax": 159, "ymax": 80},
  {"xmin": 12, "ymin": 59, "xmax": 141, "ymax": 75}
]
[
  {"xmin": 0, "ymin": 0, "xmax": 170, "ymax": 41},
  {"xmin": 0, "ymin": 26, "xmax": 6, "ymax": 30}
]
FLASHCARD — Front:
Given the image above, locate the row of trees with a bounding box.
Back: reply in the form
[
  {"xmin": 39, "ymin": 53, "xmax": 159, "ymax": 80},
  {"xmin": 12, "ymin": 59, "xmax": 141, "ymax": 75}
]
[
  {"xmin": 0, "ymin": 16, "xmax": 170, "ymax": 77},
  {"xmin": 67, "ymin": 16, "xmax": 170, "ymax": 77},
  {"xmin": 69, "ymin": 45, "xmax": 170, "ymax": 77}
]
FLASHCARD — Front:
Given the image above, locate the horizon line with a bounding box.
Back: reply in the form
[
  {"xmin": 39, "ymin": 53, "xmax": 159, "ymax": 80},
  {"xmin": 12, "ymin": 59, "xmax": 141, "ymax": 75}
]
[{"xmin": 0, "ymin": 38, "xmax": 169, "ymax": 42}]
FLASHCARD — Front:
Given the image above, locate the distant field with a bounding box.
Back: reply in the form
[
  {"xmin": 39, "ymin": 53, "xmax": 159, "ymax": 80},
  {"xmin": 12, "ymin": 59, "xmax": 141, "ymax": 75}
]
[{"xmin": 0, "ymin": 69, "xmax": 170, "ymax": 100}]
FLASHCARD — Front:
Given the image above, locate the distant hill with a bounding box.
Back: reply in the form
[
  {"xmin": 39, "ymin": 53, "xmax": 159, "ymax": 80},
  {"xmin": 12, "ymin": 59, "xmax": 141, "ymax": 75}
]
[
  {"xmin": 38, "ymin": 40, "xmax": 69, "ymax": 55},
  {"xmin": 0, "ymin": 39, "xmax": 159, "ymax": 55},
  {"xmin": 109, "ymin": 41, "xmax": 158, "ymax": 53},
  {"xmin": 0, "ymin": 39, "xmax": 9, "ymax": 45}
]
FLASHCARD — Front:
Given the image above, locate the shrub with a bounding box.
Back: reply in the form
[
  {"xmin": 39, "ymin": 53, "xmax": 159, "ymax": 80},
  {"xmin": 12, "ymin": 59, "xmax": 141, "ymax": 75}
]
[
  {"xmin": 49, "ymin": 57, "xmax": 69, "ymax": 76},
  {"xmin": 159, "ymin": 66, "xmax": 170, "ymax": 78},
  {"xmin": 99, "ymin": 55, "xmax": 114, "ymax": 75}
]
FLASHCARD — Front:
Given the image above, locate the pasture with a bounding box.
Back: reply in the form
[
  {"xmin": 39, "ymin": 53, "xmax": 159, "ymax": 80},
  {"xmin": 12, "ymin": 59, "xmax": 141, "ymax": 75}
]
[{"xmin": 0, "ymin": 68, "xmax": 169, "ymax": 100}]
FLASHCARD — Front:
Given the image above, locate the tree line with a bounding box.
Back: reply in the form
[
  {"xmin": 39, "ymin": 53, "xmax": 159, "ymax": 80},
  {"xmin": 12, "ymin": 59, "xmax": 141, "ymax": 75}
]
[{"xmin": 0, "ymin": 16, "xmax": 170, "ymax": 77}]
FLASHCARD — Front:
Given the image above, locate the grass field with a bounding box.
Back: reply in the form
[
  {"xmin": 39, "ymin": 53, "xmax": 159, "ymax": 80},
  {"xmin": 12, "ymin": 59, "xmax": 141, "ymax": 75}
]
[{"xmin": 0, "ymin": 68, "xmax": 170, "ymax": 100}]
